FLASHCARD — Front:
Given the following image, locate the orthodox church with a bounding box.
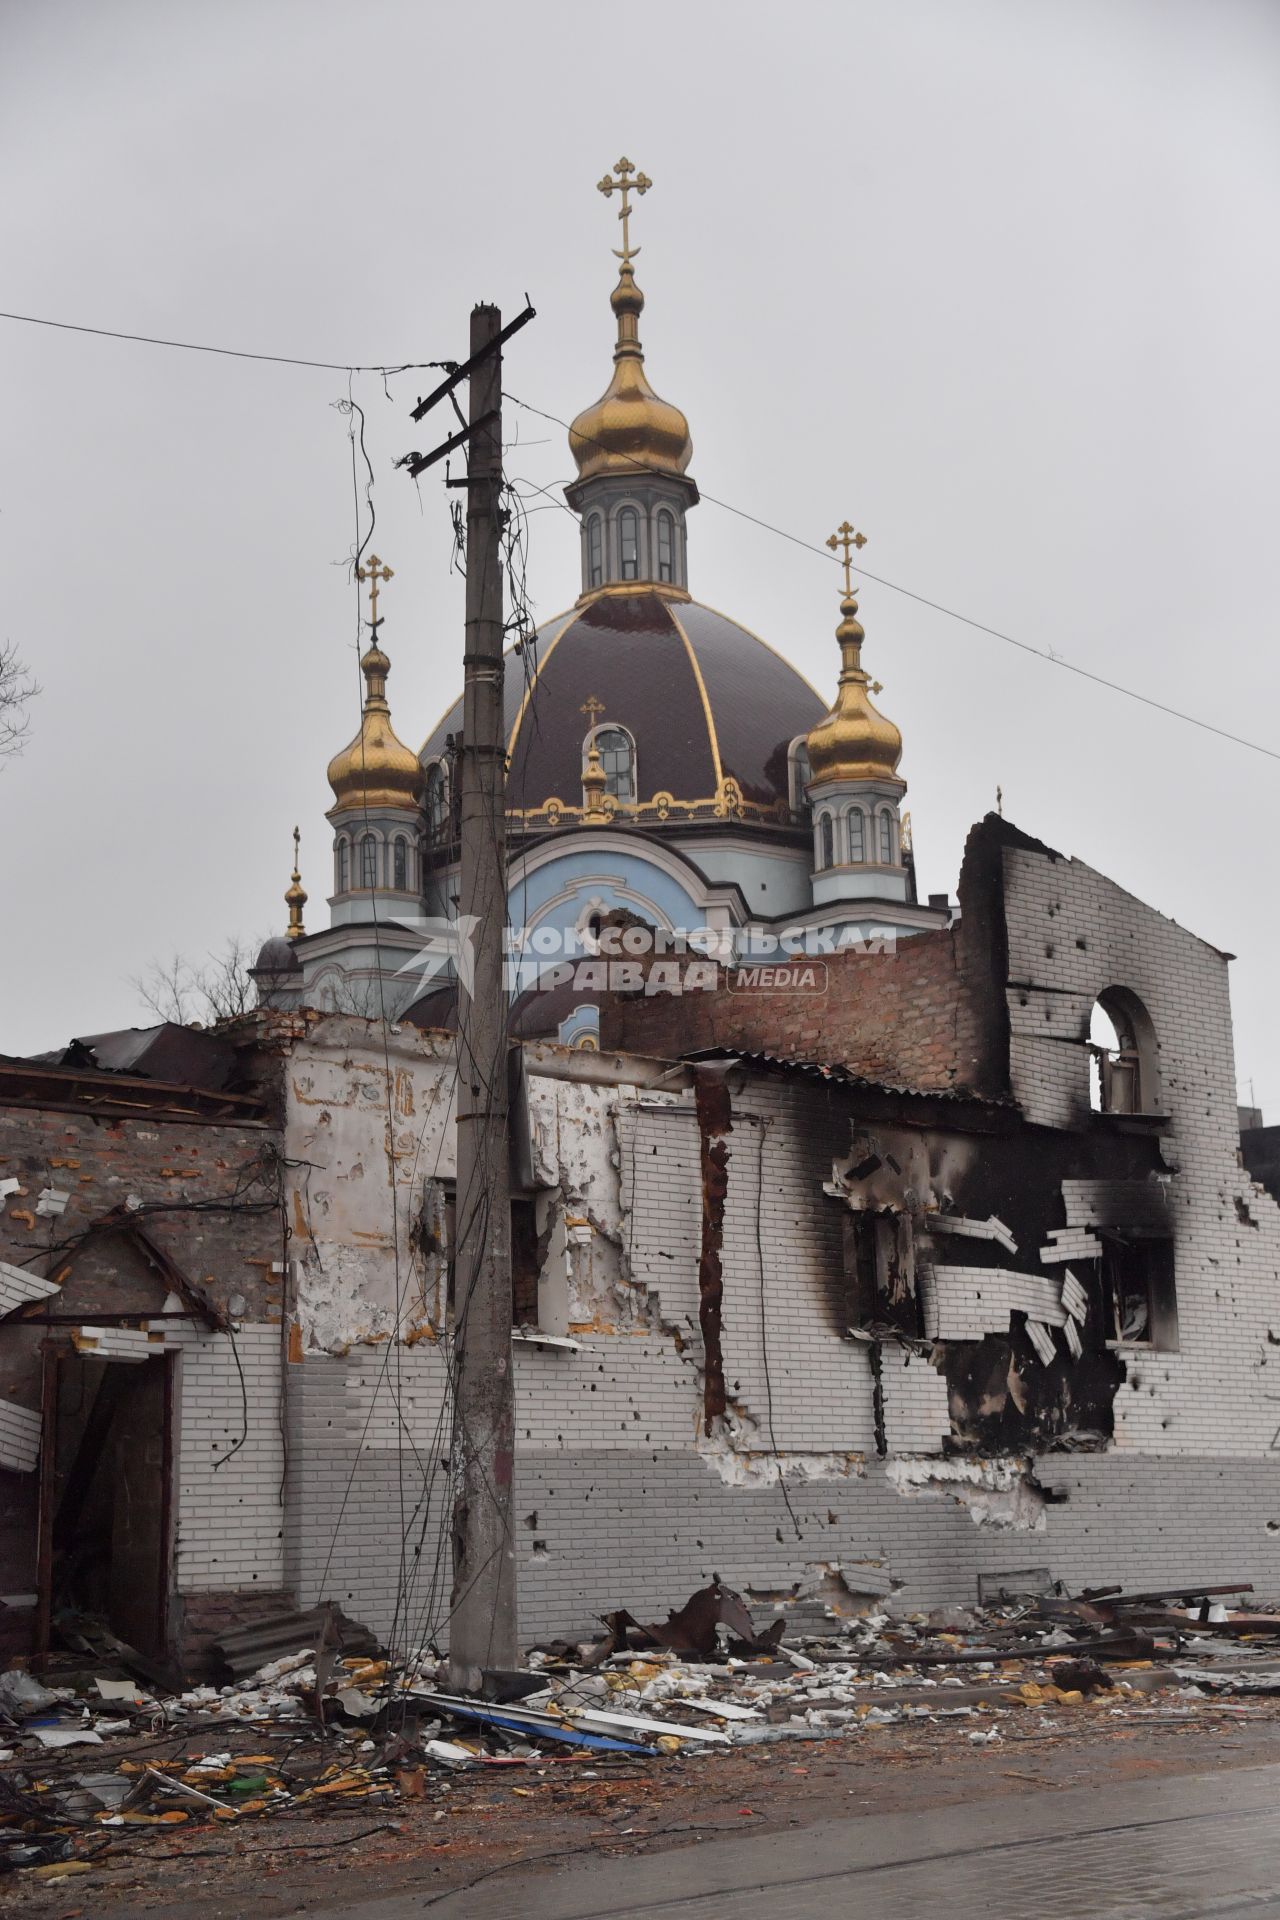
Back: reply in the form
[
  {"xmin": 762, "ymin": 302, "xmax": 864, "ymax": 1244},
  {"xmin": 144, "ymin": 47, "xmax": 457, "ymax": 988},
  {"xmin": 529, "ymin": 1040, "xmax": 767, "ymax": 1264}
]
[{"xmin": 254, "ymin": 163, "xmax": 949, "ymax": 1040}]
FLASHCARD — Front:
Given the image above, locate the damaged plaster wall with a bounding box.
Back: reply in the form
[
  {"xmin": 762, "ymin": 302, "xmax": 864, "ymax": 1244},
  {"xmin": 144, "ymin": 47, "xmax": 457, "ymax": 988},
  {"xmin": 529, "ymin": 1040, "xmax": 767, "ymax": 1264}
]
[
  {"xmin": 886, "ymin": 1456, "xmax": 1047, "ymax": 1530},
  {"xmin": 284, "ymin": 1017, "xmax": 457, "ymax": 1350},
  {"xmin": 616, "ymin": 1080, "xmax": 878, "ymax": 1476}
]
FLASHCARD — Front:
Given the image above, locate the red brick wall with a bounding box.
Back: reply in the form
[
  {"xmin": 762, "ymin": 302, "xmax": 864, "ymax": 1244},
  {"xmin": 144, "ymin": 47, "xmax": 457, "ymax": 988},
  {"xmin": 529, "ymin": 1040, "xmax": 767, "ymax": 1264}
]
[{"xmin": 601, "ymin": 924, "xmax": 1003, "ymax": 1097}]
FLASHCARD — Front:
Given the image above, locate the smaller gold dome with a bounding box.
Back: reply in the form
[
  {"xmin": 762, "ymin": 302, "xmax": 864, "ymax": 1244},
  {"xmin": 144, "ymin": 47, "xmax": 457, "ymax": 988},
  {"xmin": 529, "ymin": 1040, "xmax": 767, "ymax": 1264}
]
[
  {"xmin": 569, "ymin": 264, "xmax": 693, "ymax": 482},
  {"xmin": 327, "ymin": 642, "xmax": 423, "ymax": 814},
  {"xmin": 805, "ymin": 590, "xmax": 904, "ymax": 786},
  {"xmin": 285, "ymin": 826, "xmax": 307, "ymax": 940}
]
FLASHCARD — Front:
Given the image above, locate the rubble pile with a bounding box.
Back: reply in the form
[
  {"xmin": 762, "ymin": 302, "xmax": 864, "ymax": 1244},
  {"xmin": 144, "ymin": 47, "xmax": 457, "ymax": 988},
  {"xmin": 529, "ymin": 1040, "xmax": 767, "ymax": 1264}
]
[{"xmin": 4, "ymin": 1577, "xmax": 1280, "ymax": 1887}]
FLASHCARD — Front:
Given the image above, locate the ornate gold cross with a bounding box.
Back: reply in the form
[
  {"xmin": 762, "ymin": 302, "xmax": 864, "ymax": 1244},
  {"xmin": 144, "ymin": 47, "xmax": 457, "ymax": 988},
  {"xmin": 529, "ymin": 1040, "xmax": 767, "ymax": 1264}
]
[
  {"xmin": 827, "ymin": 521, "xmax": 868, "ymax": 597},
  {"xmin": 357, "ymin": 552, "xmax": 394, "ymax": 630},
  {"xmin": 580, "ymin": 692, "xmax": 606, "ymax": 724},
  {"xmin": 292, "ymin": 824, "xmax": 302, "ymax": 874},
  {"xmin": 597, "ymin": 157, "xmax": 651, "ymax": 267}
]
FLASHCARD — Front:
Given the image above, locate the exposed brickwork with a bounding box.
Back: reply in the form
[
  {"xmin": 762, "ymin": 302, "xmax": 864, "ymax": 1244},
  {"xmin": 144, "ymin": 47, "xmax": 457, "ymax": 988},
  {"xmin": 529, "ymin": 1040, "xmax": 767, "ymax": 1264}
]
[
  {"xmin": 0, "ymin": 1104, "xmax": 281, "ymax": 1321},
  {"xmin": 601, "ymin": 923, "xmax": 999, "ymax": 1096}
]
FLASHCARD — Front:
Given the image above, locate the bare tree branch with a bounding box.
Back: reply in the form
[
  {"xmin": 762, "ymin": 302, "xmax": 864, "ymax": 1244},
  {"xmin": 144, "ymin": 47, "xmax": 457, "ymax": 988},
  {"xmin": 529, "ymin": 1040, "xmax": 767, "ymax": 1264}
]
[
  {"xmin": 132, "ymin": 935, "xmax": 264, "ymax": 1027},
  {"xmin": 0, "ymin": 642, "xmax": 40, "ymax": 760}
]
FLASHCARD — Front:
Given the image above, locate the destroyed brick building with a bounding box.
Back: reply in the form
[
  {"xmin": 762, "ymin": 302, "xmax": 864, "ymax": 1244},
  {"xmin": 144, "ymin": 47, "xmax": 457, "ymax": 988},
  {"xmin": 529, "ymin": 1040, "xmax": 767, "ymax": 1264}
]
[
  {"xmin": 0, "ymin": 1030, "xmax": 286, "ymax": 1668},
  {"xmin": 4, "ymin": 813, "xmax": 1277, "ymax": 1666},
  {"xmin": 3, "ymin": 172, "xmax": 1276, "ymax": 1675}
]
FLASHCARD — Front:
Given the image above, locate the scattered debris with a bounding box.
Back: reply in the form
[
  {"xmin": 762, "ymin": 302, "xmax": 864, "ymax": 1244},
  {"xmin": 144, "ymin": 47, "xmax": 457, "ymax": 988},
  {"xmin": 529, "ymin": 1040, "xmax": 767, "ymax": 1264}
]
[{"xmin": 5, "ymin": 1576, "xmax": 1280, "ymax": 1886}]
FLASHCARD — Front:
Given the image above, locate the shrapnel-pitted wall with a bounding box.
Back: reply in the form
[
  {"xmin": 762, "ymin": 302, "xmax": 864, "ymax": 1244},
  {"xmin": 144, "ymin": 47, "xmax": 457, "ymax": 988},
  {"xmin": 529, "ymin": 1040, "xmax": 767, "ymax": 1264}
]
[{"xmin": 272, "ymin": 817, "xmax": 1280, "ymax": 1648}]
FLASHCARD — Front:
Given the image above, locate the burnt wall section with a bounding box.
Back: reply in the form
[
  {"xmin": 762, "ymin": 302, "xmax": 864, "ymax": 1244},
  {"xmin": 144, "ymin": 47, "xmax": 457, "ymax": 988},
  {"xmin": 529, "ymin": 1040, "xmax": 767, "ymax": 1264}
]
[
  {"xmin": 997, "ymin": 836, "xmax": 1280, "ymax": 1456},
  {"xmin": 906, "ymin": 1114, "xmax": 1167, "ymax": 1453}
]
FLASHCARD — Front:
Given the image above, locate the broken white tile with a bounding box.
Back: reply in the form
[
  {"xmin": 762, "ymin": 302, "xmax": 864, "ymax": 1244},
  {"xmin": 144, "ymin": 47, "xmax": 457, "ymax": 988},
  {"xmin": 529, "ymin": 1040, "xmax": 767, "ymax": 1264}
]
[
  {"xmin": 0, "ymin": 1260, "xmax": 61, "ymax": 1316},
  {"xmin": 0, "ymin": 1400, "xmax": 42, "ymax": 1473},
  {"xmin": 72, "ymin": 1326, "xmax": 155, "ymax": 1363},
  {"xmin": 1061, "ymin": 1269, "xmax": 1089, "ymax": 1324},
  {"xmin": 1025, "ymin": 1321, "xmax": 1057, "ymax": 1366}
]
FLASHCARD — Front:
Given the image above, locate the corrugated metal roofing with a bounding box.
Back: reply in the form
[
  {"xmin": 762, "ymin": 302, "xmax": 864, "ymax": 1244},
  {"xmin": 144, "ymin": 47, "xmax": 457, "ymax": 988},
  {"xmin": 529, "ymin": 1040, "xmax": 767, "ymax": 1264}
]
[{"xmin": 679, "ymin": 1046, "xmax": 992, "ymax": 1104}]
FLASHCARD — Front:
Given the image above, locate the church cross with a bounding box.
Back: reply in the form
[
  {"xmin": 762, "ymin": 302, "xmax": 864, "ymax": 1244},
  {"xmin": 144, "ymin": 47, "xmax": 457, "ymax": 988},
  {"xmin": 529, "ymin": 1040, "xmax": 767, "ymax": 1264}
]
[
  {"xmin": 357, "ymin": 552, "xmax": 394, "ymax": 631},
  {"xmin": 597, "ymin": 157, "xmax": 652, "ymax": 267},
  {"xmin": 826, "ymin": 521, "xmax": 868, "ymax": 597},
  {"xmin": 580, "ymin": 692, "xmax": 606, "ymax": 724}
]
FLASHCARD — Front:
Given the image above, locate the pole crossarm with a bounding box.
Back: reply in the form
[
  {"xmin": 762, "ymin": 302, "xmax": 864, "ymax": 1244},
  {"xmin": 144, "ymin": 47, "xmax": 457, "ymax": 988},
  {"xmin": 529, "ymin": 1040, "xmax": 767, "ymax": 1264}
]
[
  {"xmin": 410, "ymin": 301, "xmax": 536, "ymax": 422},
  {"xmin": 400, "ymin": 408, "xmax": 500, "ymax": 478}
]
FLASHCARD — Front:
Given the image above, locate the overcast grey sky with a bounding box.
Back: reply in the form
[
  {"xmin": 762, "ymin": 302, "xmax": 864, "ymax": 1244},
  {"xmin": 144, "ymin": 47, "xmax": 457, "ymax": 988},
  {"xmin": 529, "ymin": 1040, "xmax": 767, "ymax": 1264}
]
[{"xmin": 2, "ymin": 0, "xmax": 1277, "ymax": 1104}]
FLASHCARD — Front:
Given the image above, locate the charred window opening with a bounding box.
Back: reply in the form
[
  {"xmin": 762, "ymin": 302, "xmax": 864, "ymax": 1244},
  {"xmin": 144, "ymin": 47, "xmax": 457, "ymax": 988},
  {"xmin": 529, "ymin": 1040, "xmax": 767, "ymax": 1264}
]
[
  {"xmin": 1098, "ymin": 1232, "xmax": 1177, "ymax": 1350},
  {"xmin": 843, "ymin": 1208, "xmax": 920, "ymax": 1338},
  {"xmin": 418, "ymin": 1183, "xmax": 544, "ymax": 1329},
  {"xmin": 414, "ymin": 1180, "xmax": 456, "ymax": 1320},
  {"xmin": 1090, "ymin": 987, "xmax": 1160, "ymax": 1116},
  {"xmin": 510, "ymin": 1197, "xmax": 542, "ymax": 1328}
]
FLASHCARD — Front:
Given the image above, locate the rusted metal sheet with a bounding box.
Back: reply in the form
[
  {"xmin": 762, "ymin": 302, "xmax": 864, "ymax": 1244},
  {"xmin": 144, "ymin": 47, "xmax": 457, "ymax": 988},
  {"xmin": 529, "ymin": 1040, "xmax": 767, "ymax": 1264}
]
[{"xmin": 591, "ymin": 1578, "xmax": 786, "ymax": 1661}]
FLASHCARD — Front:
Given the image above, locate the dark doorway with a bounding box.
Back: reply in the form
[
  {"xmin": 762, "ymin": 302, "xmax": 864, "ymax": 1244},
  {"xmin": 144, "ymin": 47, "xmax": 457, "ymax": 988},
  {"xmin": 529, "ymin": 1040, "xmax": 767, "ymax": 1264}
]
[{"xmin": 36, "ymin": 1349, "xmax": 175, "ymax": 1660}]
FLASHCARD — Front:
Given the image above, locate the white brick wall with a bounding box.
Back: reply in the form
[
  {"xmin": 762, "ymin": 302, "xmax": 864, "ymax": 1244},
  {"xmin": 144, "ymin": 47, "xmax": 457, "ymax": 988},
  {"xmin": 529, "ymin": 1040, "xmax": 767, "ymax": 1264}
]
[
  {"xmin": 279, "ymin": 834, "xmax": 1280, "ymax": 1636},
  {"xmin": 174, "ymin": 1325, "xmax": 285, "ymax": 1592},
  {"xmin": 879, "ymin": 1347, "xmax": 952, "ymax": 1452}
]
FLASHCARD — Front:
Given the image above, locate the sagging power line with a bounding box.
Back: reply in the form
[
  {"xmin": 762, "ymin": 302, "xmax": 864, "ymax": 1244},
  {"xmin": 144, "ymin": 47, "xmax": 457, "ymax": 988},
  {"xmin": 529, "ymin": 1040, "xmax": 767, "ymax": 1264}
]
[{"xmin": 7, "ymin": 298, "xmax": 1275, "ymax": 764}]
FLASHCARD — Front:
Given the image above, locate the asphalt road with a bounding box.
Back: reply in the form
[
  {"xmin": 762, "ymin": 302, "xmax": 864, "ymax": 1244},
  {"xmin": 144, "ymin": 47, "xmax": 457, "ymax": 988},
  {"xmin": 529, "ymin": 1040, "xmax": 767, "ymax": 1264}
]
[{"xmin": 288, "ymin": 1761, "xmax": 1280, "ymax": 1920}]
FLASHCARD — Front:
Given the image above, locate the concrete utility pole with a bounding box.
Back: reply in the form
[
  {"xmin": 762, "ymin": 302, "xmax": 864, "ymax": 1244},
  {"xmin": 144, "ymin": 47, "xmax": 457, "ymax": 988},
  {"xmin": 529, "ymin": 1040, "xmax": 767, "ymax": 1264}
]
[{"xmin": 449, "ymin": 304, "xmax": 517, "ymax": 1686}]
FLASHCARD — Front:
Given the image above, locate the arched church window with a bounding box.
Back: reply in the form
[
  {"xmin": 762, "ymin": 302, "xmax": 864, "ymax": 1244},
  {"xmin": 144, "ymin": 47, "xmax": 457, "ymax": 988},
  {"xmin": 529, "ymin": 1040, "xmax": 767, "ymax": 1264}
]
[
  {"xmin": 656, "ymin": 511, "xmax": 675, "ymax": 583},
  {"xmin": 337, "ymin": 837, "xmax": 350, "ymax": 893},
  {"xmin": 426, "ymin": 764, "xmax": 448, "ymax": 841},
  {"xmin": 879, "ymin": 811, "xmax": 893, "ymax": 865},
  {"xmin": 786, "ymin": 737, "xmax": 811, "ymax": 813},
  {"xmin": 819, "ymin": 813, "xmax": 834, "ymax": 869},
  {"xmin": 619, "ymin": 508, "xmax": 639, "ymax": 582},
  {"xmin": 393, "ymin": 836, "xmax": 409, "ymax": 891},
  {"xmin": 360, "ymin": 834, "xmax": 378, "ymax": 890},
  {"xmin": 1090, "ymin": 987, "xmax": 1160, "ymax": 1116},
  {"xmin": 590, "ymin": 726, "xmax": 636, "ymax": 803},
  {"xmin": 847, "ymin": 808, "xmax": 866, "ymax": 863},
  {"xmin": 587, "ymin": 515, "xmax": 604, "ymax": 589}
]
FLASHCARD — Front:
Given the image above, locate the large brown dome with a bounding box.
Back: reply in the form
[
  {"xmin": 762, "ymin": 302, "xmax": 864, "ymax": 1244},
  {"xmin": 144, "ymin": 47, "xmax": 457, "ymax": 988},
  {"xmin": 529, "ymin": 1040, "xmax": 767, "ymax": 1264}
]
[{"xmin": 421, "ymin": 591, "xmax": 824, "ymax": 829}]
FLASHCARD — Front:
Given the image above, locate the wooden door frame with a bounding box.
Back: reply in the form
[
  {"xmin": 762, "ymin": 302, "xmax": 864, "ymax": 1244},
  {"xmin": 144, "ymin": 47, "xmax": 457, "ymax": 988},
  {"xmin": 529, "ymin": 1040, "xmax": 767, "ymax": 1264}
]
[{"xmin": 33, "ymin": 1345, "xmax": 180, "ymax": 1667}]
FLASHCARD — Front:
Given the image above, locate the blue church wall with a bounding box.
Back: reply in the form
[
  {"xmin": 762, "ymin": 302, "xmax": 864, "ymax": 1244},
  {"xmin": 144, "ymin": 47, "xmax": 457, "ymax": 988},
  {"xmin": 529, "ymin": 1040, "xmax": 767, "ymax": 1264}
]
[{"xmin": 505, "ymin": 843, "xmax": 714, "ymax": 994}]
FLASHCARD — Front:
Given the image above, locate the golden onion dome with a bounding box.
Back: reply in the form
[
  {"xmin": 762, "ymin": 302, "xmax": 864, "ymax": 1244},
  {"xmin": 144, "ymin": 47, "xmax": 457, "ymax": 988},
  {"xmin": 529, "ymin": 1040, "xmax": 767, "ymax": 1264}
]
[
  {"xmin": 569, "ymin": 264, "xmax": 693, "ymax": 482},
  {"xmin": 285, "ymin": 826, "xmax": 307, "ymax": 940},
  {"xmin": 805, "ymin": 589, "xmax": 904, "ymax": 785},
  {"xmin": 327, "ymin": 641, "xmax": 423, "ymax": 813}
]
